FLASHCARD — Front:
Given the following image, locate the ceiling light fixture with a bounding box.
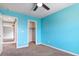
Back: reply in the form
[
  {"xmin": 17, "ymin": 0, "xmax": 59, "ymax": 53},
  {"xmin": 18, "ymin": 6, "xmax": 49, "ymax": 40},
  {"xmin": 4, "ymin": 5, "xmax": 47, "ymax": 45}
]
[{"xmin": 37, "ymin": 3, "xmax": 42, "ymax": 7}]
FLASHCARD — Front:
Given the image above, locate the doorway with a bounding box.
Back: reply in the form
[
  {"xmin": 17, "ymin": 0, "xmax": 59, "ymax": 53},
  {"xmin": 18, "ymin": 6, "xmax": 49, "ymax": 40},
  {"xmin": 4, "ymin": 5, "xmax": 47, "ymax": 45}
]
[
  {"xmin": 2, "ymin": 15, "xmax": 18, "ymax": 49},
  {"xmin": 28, "ymin": 20, "xmax": 37, "ymax": 46}
]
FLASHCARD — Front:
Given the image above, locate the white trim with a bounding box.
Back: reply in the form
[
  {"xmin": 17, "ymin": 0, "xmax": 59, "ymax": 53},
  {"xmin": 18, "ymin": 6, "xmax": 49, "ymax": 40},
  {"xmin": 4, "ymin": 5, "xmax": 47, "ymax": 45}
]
[
  {"xmin": 1, "ymin": 15, "xmax": 18, "ymax": 48},
  {"xmin": 15, "ymin": 17, "xmax": 18, "ymax": 48},
  {"xmin": 17, "ymin": 45, "xmax": 28, "ymax": 48},
  {"xmin": 41, "ymin": 43, "xmax": 79, "ymax": 56},
  {"xmin": 27, "ymin": 20, "xmax": 38, "ymax": 46},
  {"xmin": 0, "ymin": 15, "xmax": 3, "ymax": 54}
]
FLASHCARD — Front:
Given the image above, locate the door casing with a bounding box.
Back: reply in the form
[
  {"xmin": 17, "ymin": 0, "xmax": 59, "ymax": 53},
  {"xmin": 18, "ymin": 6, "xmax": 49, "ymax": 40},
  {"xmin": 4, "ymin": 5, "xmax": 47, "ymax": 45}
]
[
  {"xmin": 27, "ymin": 20, "xmax": 38, "ymax": 46},
  {"xmin": 0, "ymin": 14, "xmax": 18, "ymax": 52},
  {"xmin": 0, "ymin": 15, "xmax": 3, "ymax": 54}
]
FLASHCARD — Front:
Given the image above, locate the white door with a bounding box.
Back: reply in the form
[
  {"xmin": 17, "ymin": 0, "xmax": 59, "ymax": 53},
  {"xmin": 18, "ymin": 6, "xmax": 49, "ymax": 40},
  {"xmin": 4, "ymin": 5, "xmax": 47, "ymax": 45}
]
[{"xmin": 0, "ymin": 15, "xmax": 3, "ymax": 54}]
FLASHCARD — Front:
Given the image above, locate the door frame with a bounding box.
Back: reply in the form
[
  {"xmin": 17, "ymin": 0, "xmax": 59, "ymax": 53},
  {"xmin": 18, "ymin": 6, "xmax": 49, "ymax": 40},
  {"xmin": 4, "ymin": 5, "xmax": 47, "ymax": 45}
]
[
  {"xmin": 14, "ymin": 17, "xmax": 18, "ymax": 48},
  {"xmin": 1, "ymin": 14, "xmax": 18, "ymax": 48},
  {"xmin": 0, "ymin": 15, "xmax": 3, "ymax": 54},
  {"xmin": 27, "ymin": 20, "xmax": 38, "ymax": 46}
]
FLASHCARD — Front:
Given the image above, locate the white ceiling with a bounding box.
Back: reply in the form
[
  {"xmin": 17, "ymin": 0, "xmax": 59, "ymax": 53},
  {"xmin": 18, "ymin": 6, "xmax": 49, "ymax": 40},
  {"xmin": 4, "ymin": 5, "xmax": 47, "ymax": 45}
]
[{"xmin": 0, "ymin": 3, "xmax": 73, "ymax": 18}]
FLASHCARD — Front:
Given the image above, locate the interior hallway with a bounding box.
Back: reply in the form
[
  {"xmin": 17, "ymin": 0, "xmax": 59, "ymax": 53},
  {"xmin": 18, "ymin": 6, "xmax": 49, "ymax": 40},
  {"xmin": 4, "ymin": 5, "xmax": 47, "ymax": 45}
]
[{"xmin": 0, "ymin": 43, "xmax": 73, "ymax": 56}]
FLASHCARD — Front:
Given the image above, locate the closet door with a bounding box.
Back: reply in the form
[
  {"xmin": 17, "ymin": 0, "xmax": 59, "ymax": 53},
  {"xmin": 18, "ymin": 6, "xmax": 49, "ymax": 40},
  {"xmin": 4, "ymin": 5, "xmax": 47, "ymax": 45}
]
[{"xmin": 0, "ymin": 15, "xmax": 3, "ymax": 54}]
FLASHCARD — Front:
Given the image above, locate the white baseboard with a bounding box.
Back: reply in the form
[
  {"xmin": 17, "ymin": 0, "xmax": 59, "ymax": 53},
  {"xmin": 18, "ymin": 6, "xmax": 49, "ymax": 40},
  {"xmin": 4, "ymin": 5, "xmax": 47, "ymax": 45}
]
[
  {"xmin": 41, "ymin": 43, "xmax": 79, "ymax": 56},
  {"xmin": 36, "ymin": 43, "xmax": 42, "ymax": 45},
  {"xmin": 17, "ymin": 45, "xmax": 28, "ymax": 48}
]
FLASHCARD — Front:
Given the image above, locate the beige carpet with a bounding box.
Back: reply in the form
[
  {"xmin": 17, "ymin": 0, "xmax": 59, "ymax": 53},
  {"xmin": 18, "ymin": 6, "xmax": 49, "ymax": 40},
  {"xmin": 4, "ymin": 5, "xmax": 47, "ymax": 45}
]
[{"xmin": 0, "ymin": 43, "xmax": 73, "ymax": 56}]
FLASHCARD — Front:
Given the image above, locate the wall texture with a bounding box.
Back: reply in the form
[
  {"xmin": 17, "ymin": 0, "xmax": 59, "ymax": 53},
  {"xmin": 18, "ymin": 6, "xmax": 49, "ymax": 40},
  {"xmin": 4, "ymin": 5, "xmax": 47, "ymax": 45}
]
[
  {"xmin": 0, "ymin": 8, "xmax": 41, "ymax": 48},
  {"xmin": 41, "ymin": 4, "xmax": 79, "ymax": 54}
]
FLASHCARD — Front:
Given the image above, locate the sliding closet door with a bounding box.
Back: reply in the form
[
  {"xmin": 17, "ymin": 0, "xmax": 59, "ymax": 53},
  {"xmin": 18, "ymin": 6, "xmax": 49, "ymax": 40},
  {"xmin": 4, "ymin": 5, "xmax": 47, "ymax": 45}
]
[{"xmin": 0, "ymin": 15, "xmax": 3, "ymax": 54}]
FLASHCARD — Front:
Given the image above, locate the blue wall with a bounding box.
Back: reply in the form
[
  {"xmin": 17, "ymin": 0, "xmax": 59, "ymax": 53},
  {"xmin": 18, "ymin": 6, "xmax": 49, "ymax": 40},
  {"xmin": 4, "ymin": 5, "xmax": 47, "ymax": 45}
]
[
  {"xmin": 0, "ymin": 8, "xmax": 41, "ymax": 48},
  {"xmin": 1, "ymin": 4, "xmax": 79, "ymax": 54},
  {"xmin": 41, "ymin": 4, "xmax": 79, "ymax": 54}
]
